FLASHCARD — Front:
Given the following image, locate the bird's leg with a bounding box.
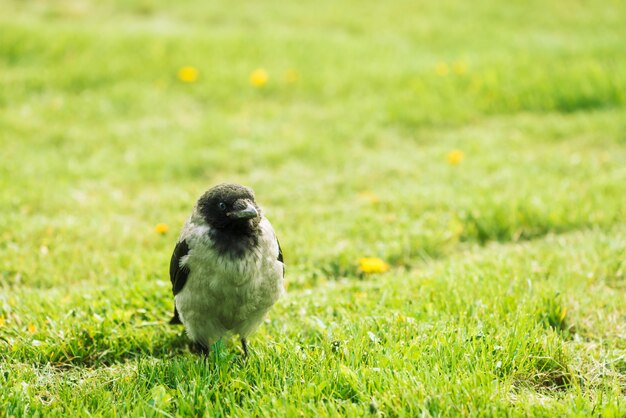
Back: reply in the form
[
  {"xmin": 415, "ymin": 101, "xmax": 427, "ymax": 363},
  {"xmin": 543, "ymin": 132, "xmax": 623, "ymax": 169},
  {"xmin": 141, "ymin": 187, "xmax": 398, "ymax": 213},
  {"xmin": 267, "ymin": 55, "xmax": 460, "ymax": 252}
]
[
  {"xmin": 194, "ymin": 341, "xmax": 210, "ymax": 359},
  {"xmin": 241, "ymin": 337, "xmax": 248, "ymax": 358}
]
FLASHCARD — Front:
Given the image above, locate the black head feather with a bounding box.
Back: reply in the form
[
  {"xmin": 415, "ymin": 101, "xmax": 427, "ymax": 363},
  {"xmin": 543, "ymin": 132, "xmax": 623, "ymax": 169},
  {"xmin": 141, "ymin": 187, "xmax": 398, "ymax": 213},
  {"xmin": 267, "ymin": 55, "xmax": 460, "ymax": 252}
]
[{"xmin": 197, "ymin": 183, "xmax": 262, "ymax": 256}]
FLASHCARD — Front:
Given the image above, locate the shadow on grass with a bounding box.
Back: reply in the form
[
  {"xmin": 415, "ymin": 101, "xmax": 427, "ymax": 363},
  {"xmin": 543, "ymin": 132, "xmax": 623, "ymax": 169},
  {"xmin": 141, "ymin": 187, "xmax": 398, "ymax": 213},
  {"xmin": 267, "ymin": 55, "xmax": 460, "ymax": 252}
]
[{"xmin": 1, "ymin": 325, "xmax": 192, "ymax": 369}]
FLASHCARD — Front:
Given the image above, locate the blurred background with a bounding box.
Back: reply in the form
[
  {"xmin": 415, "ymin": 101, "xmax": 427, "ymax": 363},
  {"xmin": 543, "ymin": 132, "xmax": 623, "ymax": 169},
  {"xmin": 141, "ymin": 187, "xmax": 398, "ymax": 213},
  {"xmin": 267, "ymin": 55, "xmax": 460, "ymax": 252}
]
[{"xmin": 1, "ymin": 0, "xmax": 625, "ymax": 288}]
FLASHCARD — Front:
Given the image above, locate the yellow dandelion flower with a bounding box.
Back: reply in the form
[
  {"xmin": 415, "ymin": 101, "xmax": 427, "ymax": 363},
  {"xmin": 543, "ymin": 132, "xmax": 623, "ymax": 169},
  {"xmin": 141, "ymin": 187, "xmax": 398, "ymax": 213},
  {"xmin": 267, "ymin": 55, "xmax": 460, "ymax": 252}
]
[
  {"xmin": 284, "ymin": 69, "xmax": 299, "ymax": 83},
  {"xmin": 358, "ymin": 257, "xmax": 390, "ymax": 274},
  {"xmin": 28, "ymin": 323, "xmax": 36, "ymax": 334},
  {"xmin": 559, "ymin": 307, "xmax": 567, "ymax": 321},
  {"xmin": 383, "ymin": 214, "xmax": 397, "ymax": 223},
  {"xmin": 0, "ymin": 315, "xmax": 5, "ymax": 326},
  {"xmin": 177, "ymin": 66, "xmax": 199, "ymax": 83},
  {"xmin": 249, "ymin": 68, "xmax": 268, "ymax": 87},
  {"xmin": 354, "ymin": 292, "xmax": 368, "ymax": 300},
  {"xmin": 358, "ymin": 191, "xmax": 380, "ymax": 204},
  {"xmin": 453, "ymin": 61, "xmax": 467, "ymax": 75},
  {"xmin": 155, "ymin": 223, "xmax": 169, "ymax": 234},
  {"xmin": 447, "ymin": 149, "xmax": 464, "ymax": 165},
  {"xmin": 435, "ymin": 62, "xmax": 449, "ymax": 76}
]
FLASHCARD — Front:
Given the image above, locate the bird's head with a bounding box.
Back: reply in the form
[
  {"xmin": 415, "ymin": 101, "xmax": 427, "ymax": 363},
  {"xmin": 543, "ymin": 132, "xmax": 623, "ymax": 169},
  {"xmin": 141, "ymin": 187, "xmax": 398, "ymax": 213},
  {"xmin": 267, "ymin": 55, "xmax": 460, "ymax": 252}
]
[{"xmin": 197, "ymin": 183, "xmax": 261, "ymax": 231}]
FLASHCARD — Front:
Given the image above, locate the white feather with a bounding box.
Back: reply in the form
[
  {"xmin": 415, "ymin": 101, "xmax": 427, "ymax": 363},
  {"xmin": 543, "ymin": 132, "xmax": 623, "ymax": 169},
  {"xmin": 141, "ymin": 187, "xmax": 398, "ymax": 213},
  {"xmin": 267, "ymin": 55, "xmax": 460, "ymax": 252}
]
[{"xmin": 174, "ymin": 213, "xmax": 284, "ymax": 347}]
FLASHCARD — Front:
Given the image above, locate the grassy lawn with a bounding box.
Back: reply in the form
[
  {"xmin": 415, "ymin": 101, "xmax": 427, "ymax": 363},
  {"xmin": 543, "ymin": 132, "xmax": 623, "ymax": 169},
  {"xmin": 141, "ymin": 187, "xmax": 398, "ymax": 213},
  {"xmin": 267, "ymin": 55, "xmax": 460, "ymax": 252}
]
[{"xmin": 1, "ymin": 0, "xmax": 626, "ymax": 415}]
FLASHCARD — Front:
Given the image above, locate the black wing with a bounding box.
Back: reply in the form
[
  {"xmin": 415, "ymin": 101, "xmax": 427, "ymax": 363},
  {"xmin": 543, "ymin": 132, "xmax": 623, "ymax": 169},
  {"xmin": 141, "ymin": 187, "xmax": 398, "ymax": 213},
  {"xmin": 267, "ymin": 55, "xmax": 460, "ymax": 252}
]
[
  {"xmin": 169, "ymin": 239, "xmax": 190, "ymax": 325},
  {"xmin": 170, "ymin": 239, "xmax": 190, "ymax": 295},
  {"xmin": 277, "ymin": 238, "xmax": 284, "ymax": 277}
]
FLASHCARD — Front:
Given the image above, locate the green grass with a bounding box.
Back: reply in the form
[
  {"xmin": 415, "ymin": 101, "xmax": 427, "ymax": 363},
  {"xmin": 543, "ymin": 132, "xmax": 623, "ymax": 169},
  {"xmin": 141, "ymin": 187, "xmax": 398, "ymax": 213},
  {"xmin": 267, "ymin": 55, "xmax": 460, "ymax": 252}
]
[{"xmin": 1, "ymin": 0, "xmax": 626, "ymax": 415}]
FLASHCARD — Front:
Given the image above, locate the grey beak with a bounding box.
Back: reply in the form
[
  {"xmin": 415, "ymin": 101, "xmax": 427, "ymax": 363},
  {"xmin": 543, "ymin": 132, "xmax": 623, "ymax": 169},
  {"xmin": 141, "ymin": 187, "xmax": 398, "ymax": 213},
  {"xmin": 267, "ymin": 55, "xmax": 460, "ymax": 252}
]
[{"xmin": 227, "ymin": 201, "xmax": 258, "ymax": 220}]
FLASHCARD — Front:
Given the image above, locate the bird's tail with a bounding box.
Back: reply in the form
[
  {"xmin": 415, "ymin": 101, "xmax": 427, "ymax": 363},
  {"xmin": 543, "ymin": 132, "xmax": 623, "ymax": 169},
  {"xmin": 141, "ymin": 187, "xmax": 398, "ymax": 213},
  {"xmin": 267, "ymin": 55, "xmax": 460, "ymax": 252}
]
[{"xmin": 169, "ymin": 306, "xmax": 182, "ymax": 325}]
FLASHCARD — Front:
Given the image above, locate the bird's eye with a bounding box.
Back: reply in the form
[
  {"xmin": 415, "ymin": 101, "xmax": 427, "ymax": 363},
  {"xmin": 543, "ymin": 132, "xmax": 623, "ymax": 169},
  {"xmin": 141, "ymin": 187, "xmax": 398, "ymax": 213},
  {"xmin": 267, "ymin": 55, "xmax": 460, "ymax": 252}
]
[{"xmin": 218, "ymin": 202, "xmax": 227, "ymax": 211}]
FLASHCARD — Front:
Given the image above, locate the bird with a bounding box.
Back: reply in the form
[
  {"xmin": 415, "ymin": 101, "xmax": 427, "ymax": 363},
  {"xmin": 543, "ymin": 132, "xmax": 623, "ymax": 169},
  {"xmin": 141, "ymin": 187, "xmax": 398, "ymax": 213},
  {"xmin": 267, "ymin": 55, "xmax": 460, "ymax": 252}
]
[{"xmin": 168, "ymin": 183, "xmax": 284, "ymax": 357}]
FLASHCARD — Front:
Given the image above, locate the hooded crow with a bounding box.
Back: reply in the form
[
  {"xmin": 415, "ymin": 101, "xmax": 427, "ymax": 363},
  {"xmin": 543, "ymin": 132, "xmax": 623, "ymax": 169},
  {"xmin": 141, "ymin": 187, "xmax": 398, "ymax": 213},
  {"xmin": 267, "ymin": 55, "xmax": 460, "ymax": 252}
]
[{"xmin": 169, "ymin": 183, "xmax": 284, "ymax": 356}]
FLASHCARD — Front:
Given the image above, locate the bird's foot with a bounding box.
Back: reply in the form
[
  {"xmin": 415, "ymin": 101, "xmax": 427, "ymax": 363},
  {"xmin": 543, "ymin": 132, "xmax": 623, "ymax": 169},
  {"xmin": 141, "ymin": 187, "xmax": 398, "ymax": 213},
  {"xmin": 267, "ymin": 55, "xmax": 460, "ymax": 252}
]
[
  {"xmin": 241, "ymin": 337, "xmax": 248, "ymax": 358},
  {"xmin": 193, "ymin": 341, "xmax": 210, "ymax": 359}
]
